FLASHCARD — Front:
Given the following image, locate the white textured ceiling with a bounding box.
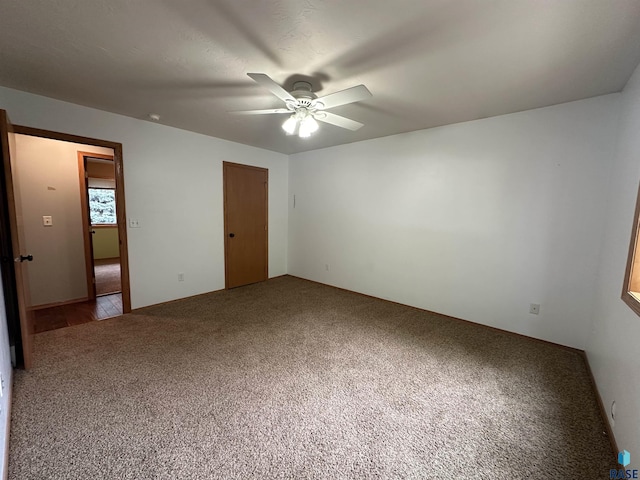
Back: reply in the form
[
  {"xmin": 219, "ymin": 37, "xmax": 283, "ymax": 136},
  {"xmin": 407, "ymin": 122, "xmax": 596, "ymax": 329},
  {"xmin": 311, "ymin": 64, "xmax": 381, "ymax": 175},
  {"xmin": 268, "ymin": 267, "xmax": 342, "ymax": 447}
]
[{"xmin": 1, "ymin": 0, "xmax": 640, "ymax": 154}]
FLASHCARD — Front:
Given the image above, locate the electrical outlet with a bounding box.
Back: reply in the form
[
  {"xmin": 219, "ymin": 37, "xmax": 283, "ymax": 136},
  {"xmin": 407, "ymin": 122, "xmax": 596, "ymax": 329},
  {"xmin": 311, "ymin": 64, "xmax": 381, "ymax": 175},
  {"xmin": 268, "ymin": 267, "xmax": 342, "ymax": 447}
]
[
  {"xmin": 325, "ymin": 264, "xmax": 330, "ymax": 271},
  {"xmin": 129, "ymin": 219, "xmax": 140, "ymax": 228},
  {"xmin": 529, "ymin": 303, "xmax": 540, "ymax": 315},
  {"xmin": 178, "ymin": 273, "xmax": 184, "ymax": 282}
]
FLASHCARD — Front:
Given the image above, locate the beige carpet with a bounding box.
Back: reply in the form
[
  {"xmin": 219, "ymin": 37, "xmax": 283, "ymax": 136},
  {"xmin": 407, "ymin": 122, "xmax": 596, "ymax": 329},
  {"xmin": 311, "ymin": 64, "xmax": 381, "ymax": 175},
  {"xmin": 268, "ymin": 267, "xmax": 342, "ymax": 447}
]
[
  {"xmin": 94, "ymin": 258, "xmax": 121, "ymax": 296},
  {"xmin": 9, "ymin": 276, "xmax": 615, "ymax": 479}
]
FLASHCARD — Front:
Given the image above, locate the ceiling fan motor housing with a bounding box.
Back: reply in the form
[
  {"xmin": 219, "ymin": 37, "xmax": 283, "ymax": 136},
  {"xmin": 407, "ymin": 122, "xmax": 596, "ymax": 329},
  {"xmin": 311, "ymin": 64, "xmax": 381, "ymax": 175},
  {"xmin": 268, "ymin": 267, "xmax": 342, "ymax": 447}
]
[{"xmin": 291, "ymin": 81, "xmax": 318, "ymax": 108}]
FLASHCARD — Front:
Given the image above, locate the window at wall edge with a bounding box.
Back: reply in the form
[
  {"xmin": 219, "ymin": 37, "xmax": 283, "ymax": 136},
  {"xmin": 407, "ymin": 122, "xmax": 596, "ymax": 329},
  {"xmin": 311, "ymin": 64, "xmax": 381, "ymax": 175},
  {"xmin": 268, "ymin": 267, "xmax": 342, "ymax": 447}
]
[{"xmin": 622, "ymin": 181, "xmax": 640, "ymax": 316}]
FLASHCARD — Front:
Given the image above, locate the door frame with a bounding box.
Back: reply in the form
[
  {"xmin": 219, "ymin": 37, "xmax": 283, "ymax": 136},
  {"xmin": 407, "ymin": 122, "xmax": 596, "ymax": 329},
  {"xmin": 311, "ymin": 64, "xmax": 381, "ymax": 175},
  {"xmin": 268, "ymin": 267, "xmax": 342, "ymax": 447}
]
[
  {"xmin": 78, "ymin": 151, "xmax": 116, "ymax": 301},
  {"xmin": 13, "ymin": 125, "xmax": 132, "ymax": 313},
  {"xmin": 223, "ymin": 161, "xmax": 269, "ymax": 289}
]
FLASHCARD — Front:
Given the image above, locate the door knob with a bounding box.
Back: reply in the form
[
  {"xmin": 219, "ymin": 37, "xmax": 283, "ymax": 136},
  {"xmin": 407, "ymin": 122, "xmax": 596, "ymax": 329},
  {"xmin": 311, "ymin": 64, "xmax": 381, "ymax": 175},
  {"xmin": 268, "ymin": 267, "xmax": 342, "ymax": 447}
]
[
  {"xmin": 229, "ymin": 233, "xmax": 235, "ymax": 238},
  {"xmin": 16, "ymin": 254, "xmax": 33, "ymax": 262}
]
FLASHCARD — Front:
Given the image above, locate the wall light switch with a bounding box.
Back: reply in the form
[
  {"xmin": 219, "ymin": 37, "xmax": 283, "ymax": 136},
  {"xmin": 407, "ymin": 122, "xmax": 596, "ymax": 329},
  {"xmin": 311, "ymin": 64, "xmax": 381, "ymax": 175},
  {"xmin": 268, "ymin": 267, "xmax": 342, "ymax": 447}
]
[{"xmin": 43, "ymin": 216, "xmax": 53, "ymax": 226}]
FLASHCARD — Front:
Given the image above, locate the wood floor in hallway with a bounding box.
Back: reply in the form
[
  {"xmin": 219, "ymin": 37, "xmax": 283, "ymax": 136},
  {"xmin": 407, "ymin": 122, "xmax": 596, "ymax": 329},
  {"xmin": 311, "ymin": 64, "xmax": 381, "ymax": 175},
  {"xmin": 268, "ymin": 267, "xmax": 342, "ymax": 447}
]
[{"xmin": 32, "ymin": 294, "xmax": 123, "ymax": 334}]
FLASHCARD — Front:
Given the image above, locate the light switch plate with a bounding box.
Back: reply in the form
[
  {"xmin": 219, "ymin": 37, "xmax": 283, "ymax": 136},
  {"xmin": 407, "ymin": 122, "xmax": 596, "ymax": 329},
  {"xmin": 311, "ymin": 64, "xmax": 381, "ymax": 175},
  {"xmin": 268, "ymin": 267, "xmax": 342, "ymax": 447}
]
[{"xmin": 43, "ymin": 216, "xmax": 53, "ymax": 226}]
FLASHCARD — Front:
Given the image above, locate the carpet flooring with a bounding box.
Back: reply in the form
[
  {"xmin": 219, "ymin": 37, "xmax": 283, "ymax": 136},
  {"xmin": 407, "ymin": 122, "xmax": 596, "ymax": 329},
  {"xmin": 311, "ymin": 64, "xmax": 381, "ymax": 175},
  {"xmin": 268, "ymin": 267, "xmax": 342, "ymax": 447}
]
[
  {"xmin": 9, "ymin": 276, "xmax": 615, "ymax": 479},
  {"xmin": 94, "ymin": 257, "xmax": 121, "ymax": 296}
]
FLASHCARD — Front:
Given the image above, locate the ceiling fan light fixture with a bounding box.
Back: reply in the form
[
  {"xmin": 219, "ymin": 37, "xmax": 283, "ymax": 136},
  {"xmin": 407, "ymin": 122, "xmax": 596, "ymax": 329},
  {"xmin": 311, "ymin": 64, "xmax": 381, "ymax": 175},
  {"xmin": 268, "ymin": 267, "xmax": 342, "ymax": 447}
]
[
  {"xmin": 298, "ymin": 115, "xmax": 319, "ymax": 138},
  {"xmin": 238, "ymin": 73, "xmax": 372, "ymax": 139},
  {"xmin": 282, "ymin": 115, "xmax": 298, "ymax": 135}
]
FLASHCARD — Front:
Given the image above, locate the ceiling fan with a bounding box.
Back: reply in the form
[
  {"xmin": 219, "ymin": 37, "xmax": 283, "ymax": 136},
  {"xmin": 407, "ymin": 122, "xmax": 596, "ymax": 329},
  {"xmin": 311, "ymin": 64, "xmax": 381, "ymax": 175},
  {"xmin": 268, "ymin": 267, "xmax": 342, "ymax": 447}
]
[{"xmin": 231, "ymin": 73, "xmax": 372, "ymax": 138}]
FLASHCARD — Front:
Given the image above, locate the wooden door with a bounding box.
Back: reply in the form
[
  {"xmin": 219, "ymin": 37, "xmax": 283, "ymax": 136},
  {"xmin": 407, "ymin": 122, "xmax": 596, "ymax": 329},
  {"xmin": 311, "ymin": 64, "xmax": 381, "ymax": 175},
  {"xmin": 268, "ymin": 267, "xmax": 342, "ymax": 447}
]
[
  {"xmin": 223, "ymin": 162, "xmax": 268, "ymax": 289},
  {"xmin": 0, "ymin": 110, "xmax": 34, "ymax": 368},
  {"xmin": 79, "ymin": 155, "xmax": 97, "ymax": 300}
]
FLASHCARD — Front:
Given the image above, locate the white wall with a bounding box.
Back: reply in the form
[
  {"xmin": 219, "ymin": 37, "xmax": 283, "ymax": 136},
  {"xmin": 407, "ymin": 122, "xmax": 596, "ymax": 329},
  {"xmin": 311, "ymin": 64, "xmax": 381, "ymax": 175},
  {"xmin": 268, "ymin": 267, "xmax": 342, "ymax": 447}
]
[
  {"xmin": 0, "ymin": 87, "xmax": 289, "ymax": 309},
  {"xmin": 587, "ymin": 63, "xmax": 640, "ymax": 464},
  {"xmin": 0, "ymin": 271, "xmax": 13, "ymax": 479},
  {"xmin": 289, "ymin": 94, "xmax": 620, "ymax": 350},
  {"xmin": 15, "ymin": 135, "xmax": 114, "ymax": 306}
]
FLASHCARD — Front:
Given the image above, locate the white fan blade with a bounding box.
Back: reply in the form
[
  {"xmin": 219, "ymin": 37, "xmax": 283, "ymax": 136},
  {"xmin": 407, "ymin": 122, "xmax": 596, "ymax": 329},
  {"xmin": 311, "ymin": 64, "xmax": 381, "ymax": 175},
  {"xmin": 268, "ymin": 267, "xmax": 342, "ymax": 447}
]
[
  {"xmin": 247, "ymin": 73, "xmax": 296, "ymax": 103},
  {"xmin": 315, "ymin": 112, "xmax": 364, "ymax": 131},
  {"xmin": 230, "ymin": 108, "xmax": 291, "ymax": 115},
  {"xmin": 315, "ymin": 85, "xmax": 372, "ymax": 109}
]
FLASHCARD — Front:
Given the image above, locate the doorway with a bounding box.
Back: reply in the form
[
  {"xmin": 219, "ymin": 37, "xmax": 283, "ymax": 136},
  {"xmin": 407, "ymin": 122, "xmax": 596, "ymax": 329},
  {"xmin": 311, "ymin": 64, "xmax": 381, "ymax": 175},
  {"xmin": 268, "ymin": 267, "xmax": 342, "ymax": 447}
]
[
  {"xmin": 15, "ymin": 125, "xmax": 131, "ymax": 319},
  {"xmin": 0, "ymin": 117, "xmax": 131, "ymax": 367},
  {"xmin": 223, "ymin": 162, "xmax": 268, "ymax": 289},
  {"xmin": 78, "ymin": 152, "xmax": 122, "ymax": 299}
]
